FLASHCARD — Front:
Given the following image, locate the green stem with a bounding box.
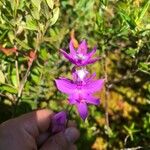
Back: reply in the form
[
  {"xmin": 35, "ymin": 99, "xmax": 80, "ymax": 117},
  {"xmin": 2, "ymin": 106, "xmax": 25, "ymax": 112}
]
[
  {"xmin": 66, "ymin": 105, "xmax": 73, "ymax": 127},
  {"xmin": 102, "ymin": 52, "xmax": 109, "ymax": 129}
]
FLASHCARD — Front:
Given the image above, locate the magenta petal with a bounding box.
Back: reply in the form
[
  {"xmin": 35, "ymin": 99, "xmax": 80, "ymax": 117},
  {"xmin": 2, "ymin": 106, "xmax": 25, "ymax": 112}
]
[
  {"xmin": 84, "ymin": 79, "xmax": 104, "ymax": 93},
  {"xmin": 77, "ymin": 40, "xmax": 87, "ymax": 54},
  {"xmin": 87, "ymin": 46, "xmax": 97, "ymax": 58},
  {"xmin": 68, "ymin": 97, "xmax": 76, "ymax": 104},
  {"xmin": 86, "ymin": 57, "xmax": 100, "ymax": 64},
  {"xmin": 55, "ymin": 78, "xmax": 76, "ymax": 94},
  {"xmin": 85, "ymin": 95, "xmax": 100, "ymax": 105},
  {"xmin": 60, "ymin": 49, "xmax": 76, "ymax": 64},
  {"xmin": 69, "ymin": 40, "xmax": 76, "ymax": 55},
  {"xmin": 68, "ymin": 94, "xmax": 77, "ymax": 104},
  {"xmin": 76, "ymin": 102, "xmax": 88, "ymax": 120}
]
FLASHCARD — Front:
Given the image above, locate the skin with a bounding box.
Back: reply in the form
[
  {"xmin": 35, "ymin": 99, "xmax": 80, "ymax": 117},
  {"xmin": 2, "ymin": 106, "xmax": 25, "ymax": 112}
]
[{"xmin": 0, "ymin": 109, "xmax": 80, "ymax": 150}]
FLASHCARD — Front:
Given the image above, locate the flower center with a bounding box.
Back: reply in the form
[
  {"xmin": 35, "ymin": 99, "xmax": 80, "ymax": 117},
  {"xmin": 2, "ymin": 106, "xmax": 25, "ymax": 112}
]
[
  {"xmin": 76, "ymin": 53, "xmax": 86, "ymax": 60},
  {"xmin": 76, "ymin": 69, "xmax": 88, "ymax": 81}
]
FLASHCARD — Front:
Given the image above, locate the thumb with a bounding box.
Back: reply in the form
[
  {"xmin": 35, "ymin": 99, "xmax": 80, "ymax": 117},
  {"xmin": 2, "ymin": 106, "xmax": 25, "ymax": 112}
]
[
  {"xmin": 17, "ymin": 109, "xmax": 54, "ymax": 138},
  {"xmin": 40, "ymin": 127, "xmax": 80, "ymax": 150}
]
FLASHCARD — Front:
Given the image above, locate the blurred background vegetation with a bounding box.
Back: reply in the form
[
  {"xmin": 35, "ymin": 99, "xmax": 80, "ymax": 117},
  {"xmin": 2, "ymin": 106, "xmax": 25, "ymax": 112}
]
[{"xmin": 0, "ymin": 0, "xmax": 150, "ymax": 149}]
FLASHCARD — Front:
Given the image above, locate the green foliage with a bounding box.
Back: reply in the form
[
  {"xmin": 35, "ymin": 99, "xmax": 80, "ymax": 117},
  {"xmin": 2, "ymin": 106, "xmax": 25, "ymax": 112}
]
[{"xmin": 0, "ymin": 0, "xmax": 150, "ymax": 149}]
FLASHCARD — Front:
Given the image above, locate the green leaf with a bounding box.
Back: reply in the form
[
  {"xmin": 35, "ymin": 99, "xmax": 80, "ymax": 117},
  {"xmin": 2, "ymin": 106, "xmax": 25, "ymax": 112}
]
[
  {"xmin": 0, "ymin": 30, "xmax": 8, "ymax": 41},
  {"xmin": 25, "ymin": 15, "xmax": 38, "ymax": 30},
  {"xmin": 139, "ymin": 62, "xmax": 150, "ymax": 71},
  {"xmin": 22, "ymin": 100, "xmax": 37, "ymax": 109},
  {"xmin": 18, "ymin": 0, "xmax": 26, "ymax": 10},
  {"xmin": 15, "ymin": 38, "xmax": 31, "ymax": 49},
  {"xmin": 119, "ymin": 11, "xmax": 136, "ymax": 30},
  {"xmin": 31, "ymin": 74, "xmax": 39, "ymax": 84},
  {"xmin": 10, "ymin": 0, "xmax": 18, "ymax": 11},
  {"xmin": 31, "ymin": 5, "xmax": 40, "ymax": 20},
  {"xmin": 125, "ymin": 48, "xmax": 137, "ymax": 57},
  {"xmin": 0, "ymin": 84, "xmax": 17, "ymax": 94},
  {"xmin": 41, "ymin": 1, "xmax": 51, "ymax": 19},
  {"xmin": 50, "ymin": 7, "xmax": 59, "ymax": 26},
  {"xmin": 40, "ymin": 48, "xmax": 49, "ymax": 61},
  {"xmin": 8, "ymin": 30, "xmax": 15, "ymax": 44},
  {"xmin": 100, "ymin": 0, "xmax": 108, "ymax": 6},
  {"xmin": 31, "ymin": 0, "xmax": 42, "ymax": 12},
  {"xmin": 137, "ymin": 1, "xmax": 150, "ymax": 23},
  {"xmin": 46, "ymin": 0, "xmax": 54, "ymax": 9},
  {"xmin": 0, "ymin": 70, "xmax": 5, "ymax": 84},
  {"xmin": 11, "ymin": 69, "xmax": 18, "ymax": 87}
]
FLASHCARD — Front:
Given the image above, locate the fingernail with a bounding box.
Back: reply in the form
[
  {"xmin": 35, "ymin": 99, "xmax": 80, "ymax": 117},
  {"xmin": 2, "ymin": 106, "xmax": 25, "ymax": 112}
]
[{"xmin": 64, "ymin": 127, "xmax": 80, "ymax": 143}]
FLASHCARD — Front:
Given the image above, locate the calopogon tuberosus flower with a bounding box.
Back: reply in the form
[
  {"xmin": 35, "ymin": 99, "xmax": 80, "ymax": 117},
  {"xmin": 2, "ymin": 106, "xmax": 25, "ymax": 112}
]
[
  {"xmin": 55, "ymin": 71, "xmax": 104, "ymax": 121},
  {"xmin": 51, "ymin": 111, "xmax": 67, "ymax": 134},
  {"xmin": 60, "ymin": 40, "xmax": 99, "ymax": 66}
]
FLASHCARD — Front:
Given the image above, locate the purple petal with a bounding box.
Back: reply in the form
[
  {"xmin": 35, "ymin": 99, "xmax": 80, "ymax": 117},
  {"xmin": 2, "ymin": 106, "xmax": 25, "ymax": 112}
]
[
  {"xmin": 87, "ymin": 46, "xmax": 97, "ymax": 57},
  {"xmin": 85, "ymin": 95, "xmax": 100, "ymax": 105},
  {"xmin": 69, "ymin": 40, "xmax": 76, "ymax": 55},
  {"xmin": 68, "ymin": 94, "xmax": 77, "ymax": 104},
  {"xmin": 83, "ymin": 79, "xmax": 104, "ymax": 93},
  {"xmin": 86, "ymin": 57, "xmax": 100, "ymax": 65},
  {"xmin": 77, "ymin": 40, "xmax": 87, "ymax": 54},
  {"xmin": 55, "ymin": 78, "xmax": 77, "ymax": 94},
  {"xmin": 76, "ymin": 102, "xmax": 88, "ymax": 120},
  {"xmin": 60, "ymin": 49, "xmax": 76, "ymax": 64},
  {"xmin": 51, "ymin": 111, "xmax": 67, "ymax": 134},
  {"xmin": 68, "ymin": 98, "xmax": 76, "ymax": 104},
  {"xmin": 75, "ymin": 60, "xmax": 87, "ymax": 67}
]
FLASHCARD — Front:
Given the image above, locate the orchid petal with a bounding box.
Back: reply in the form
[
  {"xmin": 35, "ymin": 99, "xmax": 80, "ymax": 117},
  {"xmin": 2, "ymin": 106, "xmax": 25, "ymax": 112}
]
[
  {"xmin": 60, "ymin": 49, "xmax": 76, "ymax": 64},
  {"xmin": 77, "ymin": 40, "xmax": 87, "ymax": 54},
  {"xmin": 76, "ymin": 102, "xmax": 88, "ymax": 120},
  {"xmin": 86, "ymin": 57, "xmax": 100, "ymax": 64},
  {"xmin": 68, "ymin": 98, "xmax": 76, "ymax": 104},
  {"xmin": 83, "ymin": 79, "xmax": 104, "ymax": 93},
  {"xmin": 55, "ymin": 78, "xmax": 76, "ymax": 94},
  {"xmin": 68, "ymin": 93, "xmax": 78, "ymax": 104},
  {"xmin": 87, "ymin": 46, "xmax": 97, "ymax": 57},
  {"xmin": 69, "ymin": 40, "xmax": 76, "ymax": 55},
  {"xmin": 85, "ymin": 95, "xmax": 100, "ymax": 105}
]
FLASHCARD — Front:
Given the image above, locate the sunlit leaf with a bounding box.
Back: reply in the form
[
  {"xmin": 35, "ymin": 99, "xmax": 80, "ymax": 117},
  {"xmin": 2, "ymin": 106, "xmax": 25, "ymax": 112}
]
[
  {"xmin": 25, "ymin": 15, "xmax": 38, "ymax": 30},
  {"xmin": 31, "ymin": 0, "xmax": 42, "ymax": 12},
  {"xmin": 11, "ymin": 68, "xmax": 18, "ymax": 88},
  {"xmin": 15, "ymin": 38, "xmax": 31, "ymax": 49},
  {"xmin": 0, "ymin": 70, "xmax": 5, "ymax": 84},
  {"xmin": 46, "ymin": 0, "xmax": 54, "ymax": 9},
  {"xmin": 50, "ymin": 7, "xmax": 59, "ymax": 26},
  {"xmin": 136, "ymin": 1, "xmax": 150, "ymax": 23},
  {"xmin": 0, "ymin": 84, "xmax": 17, "ymax": 94}
]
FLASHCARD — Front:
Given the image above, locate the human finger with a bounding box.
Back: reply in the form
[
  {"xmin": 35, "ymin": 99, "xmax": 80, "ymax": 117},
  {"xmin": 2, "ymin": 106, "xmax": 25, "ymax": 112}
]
[
  {"xmin": 37, "ymin": 132, "xmax": 50, "ymax": 147},
  {"xmin": 40, "ymin": 127, "xmax": 80, "ymax": 150},
  {"xmin": 17, "ymin": 109, "xmax": 54, "ymax": 138}
]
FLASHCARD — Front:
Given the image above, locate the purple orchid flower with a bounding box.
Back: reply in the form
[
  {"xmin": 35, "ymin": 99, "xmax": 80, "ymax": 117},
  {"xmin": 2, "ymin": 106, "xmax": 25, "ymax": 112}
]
[
  {"xmin": 51, "ymin": 111, "xmax": 67, "ymax": 134},
  {"xmin": 60, "ymin": 40, "xmax": 99, "ymax": 66},
  {"xmin": 55, "ymin": 72, "xmax": 104, "ymax": 120}
]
